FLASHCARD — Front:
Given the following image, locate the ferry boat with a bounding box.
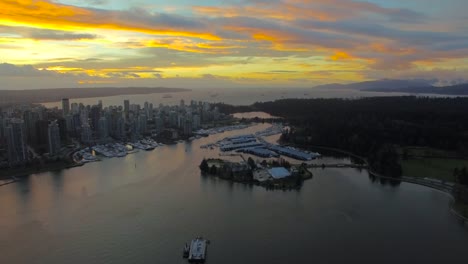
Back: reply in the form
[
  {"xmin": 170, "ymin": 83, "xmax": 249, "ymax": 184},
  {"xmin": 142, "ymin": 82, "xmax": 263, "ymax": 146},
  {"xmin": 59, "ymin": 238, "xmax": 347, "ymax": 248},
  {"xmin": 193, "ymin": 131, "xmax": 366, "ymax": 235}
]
[{"xmin": 186, "ymin": 237, "xmax": 208, "ymax": 263}]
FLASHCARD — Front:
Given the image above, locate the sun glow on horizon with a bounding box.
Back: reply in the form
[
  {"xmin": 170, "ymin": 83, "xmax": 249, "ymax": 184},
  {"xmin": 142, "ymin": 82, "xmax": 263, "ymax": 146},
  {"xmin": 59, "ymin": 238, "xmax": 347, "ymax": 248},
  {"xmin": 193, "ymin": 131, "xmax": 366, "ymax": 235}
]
[{"xmin": 0, "ymin": 0, "xmax": 467, "ymax": 89}]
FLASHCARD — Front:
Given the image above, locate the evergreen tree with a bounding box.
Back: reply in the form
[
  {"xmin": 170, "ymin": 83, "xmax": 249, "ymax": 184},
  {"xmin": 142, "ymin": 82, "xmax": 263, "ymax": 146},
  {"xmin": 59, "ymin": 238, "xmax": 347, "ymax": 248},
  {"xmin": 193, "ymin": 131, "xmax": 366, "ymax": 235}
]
[
  {"xmin": 209, "ymin": 165, "xmax": 218, "ymax": 175},
  {"xmin": 199, "ymin": 159, "xmax": 209, "ymax": 173},
  {"xmin": 247, "ymin": 157, "xmax": 256, "ymax": 169}
]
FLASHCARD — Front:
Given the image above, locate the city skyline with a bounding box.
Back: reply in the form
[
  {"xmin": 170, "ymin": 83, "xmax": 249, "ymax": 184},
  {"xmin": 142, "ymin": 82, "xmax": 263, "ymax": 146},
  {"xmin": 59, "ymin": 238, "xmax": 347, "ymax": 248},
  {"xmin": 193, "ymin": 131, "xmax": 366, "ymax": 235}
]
[
  {"xmin": 1, "ymin": 0, "xmax": 468, "ymax": 89},
  {"xmin": 0, "ymin": 96, "xmax": 222, "ymax": 167}
]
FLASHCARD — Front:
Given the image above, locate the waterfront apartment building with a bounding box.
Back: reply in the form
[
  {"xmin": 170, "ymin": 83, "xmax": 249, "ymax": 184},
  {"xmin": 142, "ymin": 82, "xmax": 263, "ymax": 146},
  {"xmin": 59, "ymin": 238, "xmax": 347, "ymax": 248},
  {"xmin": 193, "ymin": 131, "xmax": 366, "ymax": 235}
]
[
  {"xmin": 5, "ymin": 119, "xmax": 28, "ymax": 166},
  {"xmin": 48, "ymin": 120, "xmax": 61, "ymax": 155}
]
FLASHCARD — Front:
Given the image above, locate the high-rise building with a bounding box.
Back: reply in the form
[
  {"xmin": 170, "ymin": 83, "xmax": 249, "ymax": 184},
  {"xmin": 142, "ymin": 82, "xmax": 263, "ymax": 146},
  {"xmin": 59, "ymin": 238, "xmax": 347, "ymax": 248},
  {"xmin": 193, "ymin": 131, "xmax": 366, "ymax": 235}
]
[
  {"xmin": 57, "ymin": 118, "xmax": 67, "ymax": 142},
  {"xmin": 114, "ymin": 116, "xmax": 125, "ymax": 140},
  {"xmin": 129, "ymin": 119, "xmax": 138, "ymax": 141},
  {"xmin": 169, "ymin": 111, "xmax": 178, "ymax": 127},
  {"xmin": 193, "ymin": 114, "xmax": 201, "ymax": 130},
  {"xmin": 71, "ymin": 102, "xmax": 79, "ymax": 113},
  {"xmin": 130, "ymin": 104, "xmax": 140, "ymax": 113},
  {"xmin": 47, "ymin": 120, "xmax": 61, "ymax": 155},
  {"xmin": 62, "ymin": 98, "xmax": 70, "ymax": 116},
  {"xmin": 183, "ymin": 118, "xmax": 192, "ymax": 136},
  {"xmin": 80, "ymin": 123, "xmax": 93, "ymax": 144},
  {"xmin": 138, "ymin": 114, "xmax": 147, "ymax": 134},
  {"xmin": 35, "ymin": 120, "xmax": 49, "ymax": 150},
  {"xmin": 177, "ymin": 114, "xmax": 185, "ymax": 128},
  {"xmin": 213, "ymin": 106, "xmax": 220, "ymax": 120},
  {"xmin": 90, "ymin": 105, "xmax": 101, "ymax": 131},
  {"xmin": 144, "ymin": 102, "xmax": 150, "ymax": 118},
  {"xmin": 0, "ymin": 115, "xmax": 5, "ymax": 140},
  {"xmin": 148, "ymin": 103, "xmax": 154, "ymax": 120},
  {"xmin": 98, "ymin": 116, "xmax": 109, "ymax": 140},
  {"xmin": 180, "ymin": 99, "xmax": 185, "ymax": 108},
  {"xmin": 80, "ymin": 108, "xmax": 89, "ymax": 125},
  {"xmin": 155, "ymin": 116, "xmax": 164, "ymax": 133},
  {"xmin": 23, "ymin": 110, "xmax": 39, "ymax": 145},
  {"xmin": 5, "ymin": 119, "xmax": 28, "ymax": 166},
  {"xmin": 71, "ymin": 113, "xmax": 81, "ymax": 137},
  {"xmin": 124, "ymin": 100, "xmax": 130, "ymax": 115}
]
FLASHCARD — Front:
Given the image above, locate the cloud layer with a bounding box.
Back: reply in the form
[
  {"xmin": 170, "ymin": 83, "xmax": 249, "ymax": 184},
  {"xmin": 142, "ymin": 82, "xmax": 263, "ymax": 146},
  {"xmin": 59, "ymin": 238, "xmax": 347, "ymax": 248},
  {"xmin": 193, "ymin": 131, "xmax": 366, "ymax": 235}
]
[{"xmin": 0, "ymin": 0, "xmax": 467, "ymax": 89}]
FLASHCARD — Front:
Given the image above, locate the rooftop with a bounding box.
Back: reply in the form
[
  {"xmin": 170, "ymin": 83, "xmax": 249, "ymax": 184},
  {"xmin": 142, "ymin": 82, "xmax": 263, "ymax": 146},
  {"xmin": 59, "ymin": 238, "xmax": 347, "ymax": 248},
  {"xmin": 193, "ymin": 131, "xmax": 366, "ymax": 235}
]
[{"xmin": 268, "ymin": 167, "xmax": 291, "ymax": 179}]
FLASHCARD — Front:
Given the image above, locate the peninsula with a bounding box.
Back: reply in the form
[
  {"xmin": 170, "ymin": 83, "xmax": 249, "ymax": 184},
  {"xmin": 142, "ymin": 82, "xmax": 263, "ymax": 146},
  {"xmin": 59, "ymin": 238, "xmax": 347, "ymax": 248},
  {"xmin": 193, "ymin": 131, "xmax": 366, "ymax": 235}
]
[
  {"xmin": 199, "ymin": 157, "xmax": 312, "ymax": 190},
  {"xmin": 215, "ymin": 97, "xmax": 468, "ymax": 218}
]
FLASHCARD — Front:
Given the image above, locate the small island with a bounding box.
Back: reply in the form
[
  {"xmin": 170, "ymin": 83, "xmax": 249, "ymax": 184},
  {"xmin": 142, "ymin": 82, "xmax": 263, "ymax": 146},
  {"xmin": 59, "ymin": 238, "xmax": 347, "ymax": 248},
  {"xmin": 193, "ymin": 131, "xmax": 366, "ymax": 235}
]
[{"xmin": 199, "ymin": 157, "xmax": 312, "ymax": 190}]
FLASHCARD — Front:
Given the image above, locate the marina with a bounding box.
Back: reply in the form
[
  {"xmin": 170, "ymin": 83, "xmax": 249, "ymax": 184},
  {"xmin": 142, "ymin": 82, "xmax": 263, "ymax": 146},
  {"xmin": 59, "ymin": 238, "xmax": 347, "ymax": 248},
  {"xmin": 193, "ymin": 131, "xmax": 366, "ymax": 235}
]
[
  {"xmin": 73, "ymin": 139, "xmax": 166, "ymax": 163},
  {"xmin": 205, "ymin": 126, "xmax": 321, "ymax": 161}
]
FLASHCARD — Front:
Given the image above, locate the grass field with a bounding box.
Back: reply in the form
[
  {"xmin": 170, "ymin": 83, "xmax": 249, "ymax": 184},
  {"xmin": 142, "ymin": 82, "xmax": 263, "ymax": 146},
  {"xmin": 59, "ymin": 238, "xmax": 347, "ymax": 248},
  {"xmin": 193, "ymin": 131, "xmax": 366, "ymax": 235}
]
[
  {"xmin": 401, "ymin": 158, "xmax": 468, "ymax": 182},
  {"xmin": 399, "ymin": 146, "xmax": 462, "ymax": 158}
]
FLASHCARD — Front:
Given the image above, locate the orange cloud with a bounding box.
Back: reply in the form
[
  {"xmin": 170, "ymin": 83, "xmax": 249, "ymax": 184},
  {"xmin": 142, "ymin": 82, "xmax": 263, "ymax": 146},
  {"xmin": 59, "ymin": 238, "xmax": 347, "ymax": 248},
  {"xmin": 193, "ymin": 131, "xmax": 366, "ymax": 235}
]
[
  {"xmin": 141, "ymin": 38, "xmax": 240, "ymax": 54},
  {"xmin": 0, "ymin": 0, "xmax": 220, "ymax": 40},
  {"xmin": 331, "ymin": 51, "xmax": 352, "ymax": 60}
]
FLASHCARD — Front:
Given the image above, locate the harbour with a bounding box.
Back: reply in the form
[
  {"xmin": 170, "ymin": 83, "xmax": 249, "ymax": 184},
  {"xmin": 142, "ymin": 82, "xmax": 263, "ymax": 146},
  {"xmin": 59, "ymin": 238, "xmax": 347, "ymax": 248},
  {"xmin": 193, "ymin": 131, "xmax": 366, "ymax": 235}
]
[{"xmin": 1, "ymin": 122, "xmax": 468, "ymax": 264}]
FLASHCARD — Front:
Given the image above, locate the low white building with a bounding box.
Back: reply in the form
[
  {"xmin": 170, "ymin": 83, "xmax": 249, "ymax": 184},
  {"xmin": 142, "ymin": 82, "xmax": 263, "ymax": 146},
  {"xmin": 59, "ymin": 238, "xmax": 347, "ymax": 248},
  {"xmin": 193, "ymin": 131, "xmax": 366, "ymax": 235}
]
[
  {"xmin": 267, "ymin": 167, "xmax": 291, "ymax": 179},
  {"xmin": 254, "ymin": 167, "xmax": 292, "ymax": 182}
]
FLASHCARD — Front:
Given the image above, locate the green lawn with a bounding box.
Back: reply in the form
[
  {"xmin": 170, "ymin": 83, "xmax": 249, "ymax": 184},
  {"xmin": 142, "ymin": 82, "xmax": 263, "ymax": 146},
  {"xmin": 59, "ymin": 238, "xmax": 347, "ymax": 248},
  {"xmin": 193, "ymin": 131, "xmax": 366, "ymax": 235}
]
[
  {"xmin": 401, "ymin": 158, "xmax": 468, "ymax": 182},
  {"xmin": 399, "ymin": 146, "xmax": 461, "ymax": 158}
]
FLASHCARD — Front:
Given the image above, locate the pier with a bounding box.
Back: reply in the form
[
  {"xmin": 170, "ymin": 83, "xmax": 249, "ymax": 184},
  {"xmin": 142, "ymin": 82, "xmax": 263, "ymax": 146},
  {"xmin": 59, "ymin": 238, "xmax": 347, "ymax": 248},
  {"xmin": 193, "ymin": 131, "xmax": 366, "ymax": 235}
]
[{"xmin": 307, "ymin": 163, "xmax": 368, "ymax": 169}]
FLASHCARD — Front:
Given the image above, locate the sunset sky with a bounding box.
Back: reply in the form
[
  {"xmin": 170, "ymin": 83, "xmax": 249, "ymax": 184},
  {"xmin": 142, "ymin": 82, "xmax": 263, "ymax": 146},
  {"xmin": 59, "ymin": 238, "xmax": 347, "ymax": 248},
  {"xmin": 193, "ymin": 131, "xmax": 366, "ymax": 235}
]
[{"xmin": 1, "ymin": 0, "xmax": 467, "ymax": 89}]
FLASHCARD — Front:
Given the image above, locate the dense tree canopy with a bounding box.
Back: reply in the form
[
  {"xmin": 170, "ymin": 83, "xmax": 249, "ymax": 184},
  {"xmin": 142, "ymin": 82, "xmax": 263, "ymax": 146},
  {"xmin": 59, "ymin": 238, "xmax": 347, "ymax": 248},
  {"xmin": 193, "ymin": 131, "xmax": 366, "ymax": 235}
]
[{"xmin": 220, "ymin": 96, "xmax": 468, "ymax": 178}]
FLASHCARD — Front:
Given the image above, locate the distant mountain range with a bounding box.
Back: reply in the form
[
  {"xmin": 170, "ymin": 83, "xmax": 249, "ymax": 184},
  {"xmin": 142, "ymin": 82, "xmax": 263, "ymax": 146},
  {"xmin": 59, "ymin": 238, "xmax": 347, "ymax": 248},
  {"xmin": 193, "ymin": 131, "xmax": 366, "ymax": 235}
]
[{"xmin": 314, "ymin": 79, "xmax": 468, "ymax": 95}]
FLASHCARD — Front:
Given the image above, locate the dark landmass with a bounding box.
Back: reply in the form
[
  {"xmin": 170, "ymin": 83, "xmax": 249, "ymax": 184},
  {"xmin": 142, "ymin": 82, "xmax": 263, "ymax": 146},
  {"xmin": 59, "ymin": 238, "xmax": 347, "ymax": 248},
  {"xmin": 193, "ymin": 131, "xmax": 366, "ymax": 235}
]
[
  {"xmin": 362, "ymin": 83, "xmax": 468, "ymax": 95},
  {"xmin": 313, "ymin": 79, "xmax": 432, "ymax": 90},
  {"xmin": 199, "ymin": 158, "xmax": 312, "ymax": 190},
  {"xmin": 217, "ymin": 96, "xmax": 468, "ymax": 177},
  {"xmin": 219, "ymin": 96, "xmax": 468, "ymax": 216},
  {"xmin": 312, "ymin": 79, "xmax": 468, "ymax": 95},
  {"xmin": 0, "ymin": 87, "xmax": 190, "ymax": 106}
]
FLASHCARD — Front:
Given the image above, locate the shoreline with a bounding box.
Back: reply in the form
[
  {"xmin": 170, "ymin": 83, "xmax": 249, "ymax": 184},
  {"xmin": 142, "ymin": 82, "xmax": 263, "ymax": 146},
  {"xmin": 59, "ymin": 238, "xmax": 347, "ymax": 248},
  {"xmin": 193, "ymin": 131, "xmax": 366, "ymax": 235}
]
[
  {"xmin": 0, "ymin": 162, "xmax": 83, "ymax": 183},
  {"xmin": 297, "ymin": 143, "xmax": 468, "ymax": 222},
  {"xmin": 0, "ymin": 121, "xmax": 252, "ymax": 185}
]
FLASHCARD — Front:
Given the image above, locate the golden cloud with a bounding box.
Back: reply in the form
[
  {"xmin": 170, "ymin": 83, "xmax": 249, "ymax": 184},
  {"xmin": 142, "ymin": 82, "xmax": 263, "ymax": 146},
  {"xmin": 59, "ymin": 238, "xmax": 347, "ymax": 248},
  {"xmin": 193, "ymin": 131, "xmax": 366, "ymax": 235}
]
[{"xmin": 0, "ymin": 0, "xmax": 220, "ymax": 40}]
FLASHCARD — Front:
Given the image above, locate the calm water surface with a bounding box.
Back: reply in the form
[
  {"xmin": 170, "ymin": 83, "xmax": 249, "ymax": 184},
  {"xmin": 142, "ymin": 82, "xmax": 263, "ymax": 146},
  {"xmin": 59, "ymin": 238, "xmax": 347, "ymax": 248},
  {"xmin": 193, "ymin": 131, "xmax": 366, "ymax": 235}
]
[
  {"xmin": 1, "ymin": 123, "xmax": 468, "ymax": 264},
  {"xmin": 42, "ymin": 87, "xmax": 428, "ymax": 108}
]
